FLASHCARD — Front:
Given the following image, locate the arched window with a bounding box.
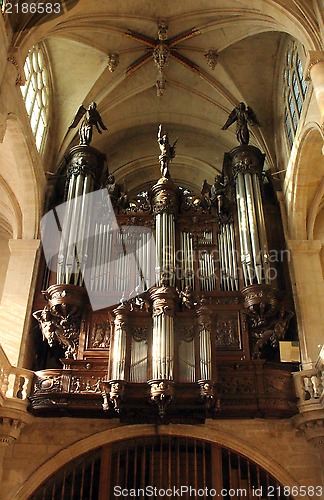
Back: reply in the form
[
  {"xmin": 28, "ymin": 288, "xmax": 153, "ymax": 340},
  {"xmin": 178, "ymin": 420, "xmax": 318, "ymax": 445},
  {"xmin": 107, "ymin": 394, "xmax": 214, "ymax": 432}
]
[
  {"xmin": 283, "ymin": 41, "xmax": 307, "ymax": 149},
  {"xmin": 20, "ymin": 44, "xmax": 50, "ymax": 151}
]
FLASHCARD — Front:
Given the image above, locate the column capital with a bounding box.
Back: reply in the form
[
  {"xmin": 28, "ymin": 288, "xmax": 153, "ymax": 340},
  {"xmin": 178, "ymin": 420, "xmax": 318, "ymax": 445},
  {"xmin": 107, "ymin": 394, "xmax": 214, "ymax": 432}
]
[
  {"xmin": 287, "ymin": 240, "xmax": 322, "ymax": 254},
  {"xmin": 287, "ymin": 239, "xmax": 322, "ymax": 254},
  {"xmin": 8, "ymin": 239, "xmax": 41, "ymax": 254}
]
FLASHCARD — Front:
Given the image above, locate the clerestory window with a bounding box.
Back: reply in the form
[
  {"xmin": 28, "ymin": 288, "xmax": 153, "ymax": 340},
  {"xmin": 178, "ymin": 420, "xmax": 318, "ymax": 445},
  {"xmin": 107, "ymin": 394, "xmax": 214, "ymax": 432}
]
[
  {"xmin": 283, "ymin": 41, "xmax": 307, "ymax": 149},
  {"xmin": 20, "ymin": 44, "xmax": 50, "ymax": 151}
]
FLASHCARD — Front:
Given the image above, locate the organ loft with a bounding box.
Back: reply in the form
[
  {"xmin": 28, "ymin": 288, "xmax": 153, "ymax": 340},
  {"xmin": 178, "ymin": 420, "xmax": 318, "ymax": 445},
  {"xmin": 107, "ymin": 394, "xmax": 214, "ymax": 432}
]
[{"xmin": 30, "ymin": 105, "xmax": 298, "ymax": 423}]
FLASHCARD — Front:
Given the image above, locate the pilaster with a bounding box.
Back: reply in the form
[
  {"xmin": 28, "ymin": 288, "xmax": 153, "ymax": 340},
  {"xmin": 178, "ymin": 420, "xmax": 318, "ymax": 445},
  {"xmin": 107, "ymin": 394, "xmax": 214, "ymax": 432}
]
[{"xmin": 287, "ymin": 239, "xmax": 324, "ymax": 368}]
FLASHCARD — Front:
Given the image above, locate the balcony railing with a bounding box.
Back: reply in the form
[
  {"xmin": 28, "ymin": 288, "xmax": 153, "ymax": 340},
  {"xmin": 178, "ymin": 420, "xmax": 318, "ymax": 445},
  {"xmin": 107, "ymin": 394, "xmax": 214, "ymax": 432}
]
[
  {"xmin": 0, "ymin": 344, "xmax": 34, "ymax": 409},
  {"xmin": 293, "ymin": 347, "xmax": 324, "ymax": 410}
]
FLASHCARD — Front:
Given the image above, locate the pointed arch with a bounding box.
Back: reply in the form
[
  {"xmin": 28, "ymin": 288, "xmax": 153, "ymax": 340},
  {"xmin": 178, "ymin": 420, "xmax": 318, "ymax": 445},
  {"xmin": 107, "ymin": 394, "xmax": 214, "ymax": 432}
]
[
  {"xmin": 2, "ymin": 114, "xmax": 46, "ymax": 239},
  {"xmin": 286, "ymin": 123, "xmax": 324, "ymax": 240}
]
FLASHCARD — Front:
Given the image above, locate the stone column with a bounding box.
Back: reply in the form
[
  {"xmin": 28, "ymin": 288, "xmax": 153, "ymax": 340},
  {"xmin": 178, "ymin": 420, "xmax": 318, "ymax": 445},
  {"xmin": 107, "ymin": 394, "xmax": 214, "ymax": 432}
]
[
  {"xmin": 288, "ymin": 239, "xmax": 324, "ymax": 368},
  {"xmin": 305, "ymin": 51, "xmax": 324, "ymax": 129},
  {"xmin": 0, "ymin": 239, "xmax": 40, "ymax": 366}
]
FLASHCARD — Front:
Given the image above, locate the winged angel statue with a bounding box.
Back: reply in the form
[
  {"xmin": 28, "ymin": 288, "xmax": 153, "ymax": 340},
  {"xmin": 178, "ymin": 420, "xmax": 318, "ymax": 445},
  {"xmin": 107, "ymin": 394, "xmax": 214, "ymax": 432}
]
[
  {"xmin": 69, "ymin": 102, "xmax": 108, "ymax": 146},
  {"xmin": 221, "ymin": 102, "xmax": 260, "ymax": 145}
]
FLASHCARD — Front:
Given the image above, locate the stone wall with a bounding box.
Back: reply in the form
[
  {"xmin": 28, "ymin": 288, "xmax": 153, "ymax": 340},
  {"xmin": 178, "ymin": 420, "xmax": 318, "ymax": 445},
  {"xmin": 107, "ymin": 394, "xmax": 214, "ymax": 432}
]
[{"xmin": 0, "ymin": 417, "xmax": 322, "ymax": 500}]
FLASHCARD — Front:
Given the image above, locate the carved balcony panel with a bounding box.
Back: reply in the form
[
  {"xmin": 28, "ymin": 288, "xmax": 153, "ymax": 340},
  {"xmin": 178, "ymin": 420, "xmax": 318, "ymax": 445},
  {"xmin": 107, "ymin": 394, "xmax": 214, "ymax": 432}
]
[{"xmin": 28, "ymin": 360, "xmax": 298, "ymax": 422}]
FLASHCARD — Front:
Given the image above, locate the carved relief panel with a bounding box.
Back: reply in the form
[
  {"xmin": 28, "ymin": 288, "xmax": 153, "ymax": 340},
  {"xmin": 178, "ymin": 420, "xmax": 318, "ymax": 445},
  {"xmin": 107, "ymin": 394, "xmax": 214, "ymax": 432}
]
[{"xmin": 215, "ymin": 313, "xmax": 241, "ymax": 350}]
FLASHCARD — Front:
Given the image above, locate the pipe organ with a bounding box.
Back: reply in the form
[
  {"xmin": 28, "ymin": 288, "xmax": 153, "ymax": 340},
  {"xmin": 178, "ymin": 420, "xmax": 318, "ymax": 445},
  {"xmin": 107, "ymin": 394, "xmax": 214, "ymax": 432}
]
[{"xmin": 30, "ymin": 124, "xmax": 298, "ymax": 423}]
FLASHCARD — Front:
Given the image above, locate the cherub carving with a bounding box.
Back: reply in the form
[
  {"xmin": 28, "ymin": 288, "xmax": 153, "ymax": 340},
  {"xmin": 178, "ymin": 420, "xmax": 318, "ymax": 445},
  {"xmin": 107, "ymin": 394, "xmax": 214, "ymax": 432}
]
[
  {"xmin": 69, "ymin": 102, "xmax": 108, "ymax": 146},
  {"xmin": 221, "ymin": 102, "xmax": 260, "ymax": 145}
]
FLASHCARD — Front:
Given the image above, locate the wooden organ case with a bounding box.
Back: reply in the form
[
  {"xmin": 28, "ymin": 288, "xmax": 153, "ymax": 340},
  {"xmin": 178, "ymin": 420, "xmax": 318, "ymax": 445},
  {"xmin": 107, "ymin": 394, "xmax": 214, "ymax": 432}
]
[{"xmin": 29, "ymin": 140, "xmax": 298, "ymax": 423}]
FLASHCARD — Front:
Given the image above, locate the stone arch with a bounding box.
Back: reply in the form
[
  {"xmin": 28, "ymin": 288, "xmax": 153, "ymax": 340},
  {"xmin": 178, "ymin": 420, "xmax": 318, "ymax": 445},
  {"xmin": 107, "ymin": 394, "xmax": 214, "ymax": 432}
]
[
  {"xmin": 287, "ymin": 124, "xmax": 324, "ymax": 240},
  {"xmin": 0, "ymin": 176, "xmax": 22, "ymax": 304},
  {"xmin": 17, "ymin": 423, "xmax": 312, "ymax": 500},
  {"xmin": 2, "ymin": 114, "xmax": 45, "ymax": 239}
]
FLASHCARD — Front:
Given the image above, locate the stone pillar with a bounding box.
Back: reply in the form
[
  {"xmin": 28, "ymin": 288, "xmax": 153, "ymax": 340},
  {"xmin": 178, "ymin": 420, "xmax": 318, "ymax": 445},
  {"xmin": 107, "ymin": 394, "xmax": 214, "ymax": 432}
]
[
  {"xmin": 288, "ymin": 239, "xmax": 324, "ymax": 368},
  {"xmin": 0, "ymin": 239, "xmax": 40, "ymax": 366},
  {"xmin": 305, "ymin": 51, "xmax": 324, "ymax": 129}
]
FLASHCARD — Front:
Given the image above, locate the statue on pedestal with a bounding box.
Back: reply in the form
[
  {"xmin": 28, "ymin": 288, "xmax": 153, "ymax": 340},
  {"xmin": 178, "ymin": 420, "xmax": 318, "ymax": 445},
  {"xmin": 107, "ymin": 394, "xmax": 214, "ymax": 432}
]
[
  {"xmin": 221, "ymin": 102, "xmax": 260, "ymax": 145},
  {"xmin": 157, "ymin": 124, "xmax": 178, "ymax": 178},
  {"xmin": 69, "ymin": 102, "xmax": 108, "ymax": 146}
]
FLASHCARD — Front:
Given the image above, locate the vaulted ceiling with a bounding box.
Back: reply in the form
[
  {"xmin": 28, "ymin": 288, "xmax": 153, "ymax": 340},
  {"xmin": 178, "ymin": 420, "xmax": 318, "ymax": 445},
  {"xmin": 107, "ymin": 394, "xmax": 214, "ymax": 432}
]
[{"xmin": 13, "ymin": 0, "xmax": 321, "ymax": 194}]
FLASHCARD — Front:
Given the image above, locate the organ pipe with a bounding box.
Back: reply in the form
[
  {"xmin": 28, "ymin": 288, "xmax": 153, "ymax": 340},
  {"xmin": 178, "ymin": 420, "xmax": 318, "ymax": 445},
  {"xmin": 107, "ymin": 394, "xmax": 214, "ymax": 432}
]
[
  {"xmin": 110, "ymin": 305, "xmax": 128, "ymax": 381},
  {"xmin": 229, "ymin": 145, "xmax": 270, "ymax": 287},
  {"xmin": 57, "ymin": 145, "xmax": 104, "ymax": 286},
  {"xmin": 150, "ymin": 178, "xmax": 178, "ymax": 384}
]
